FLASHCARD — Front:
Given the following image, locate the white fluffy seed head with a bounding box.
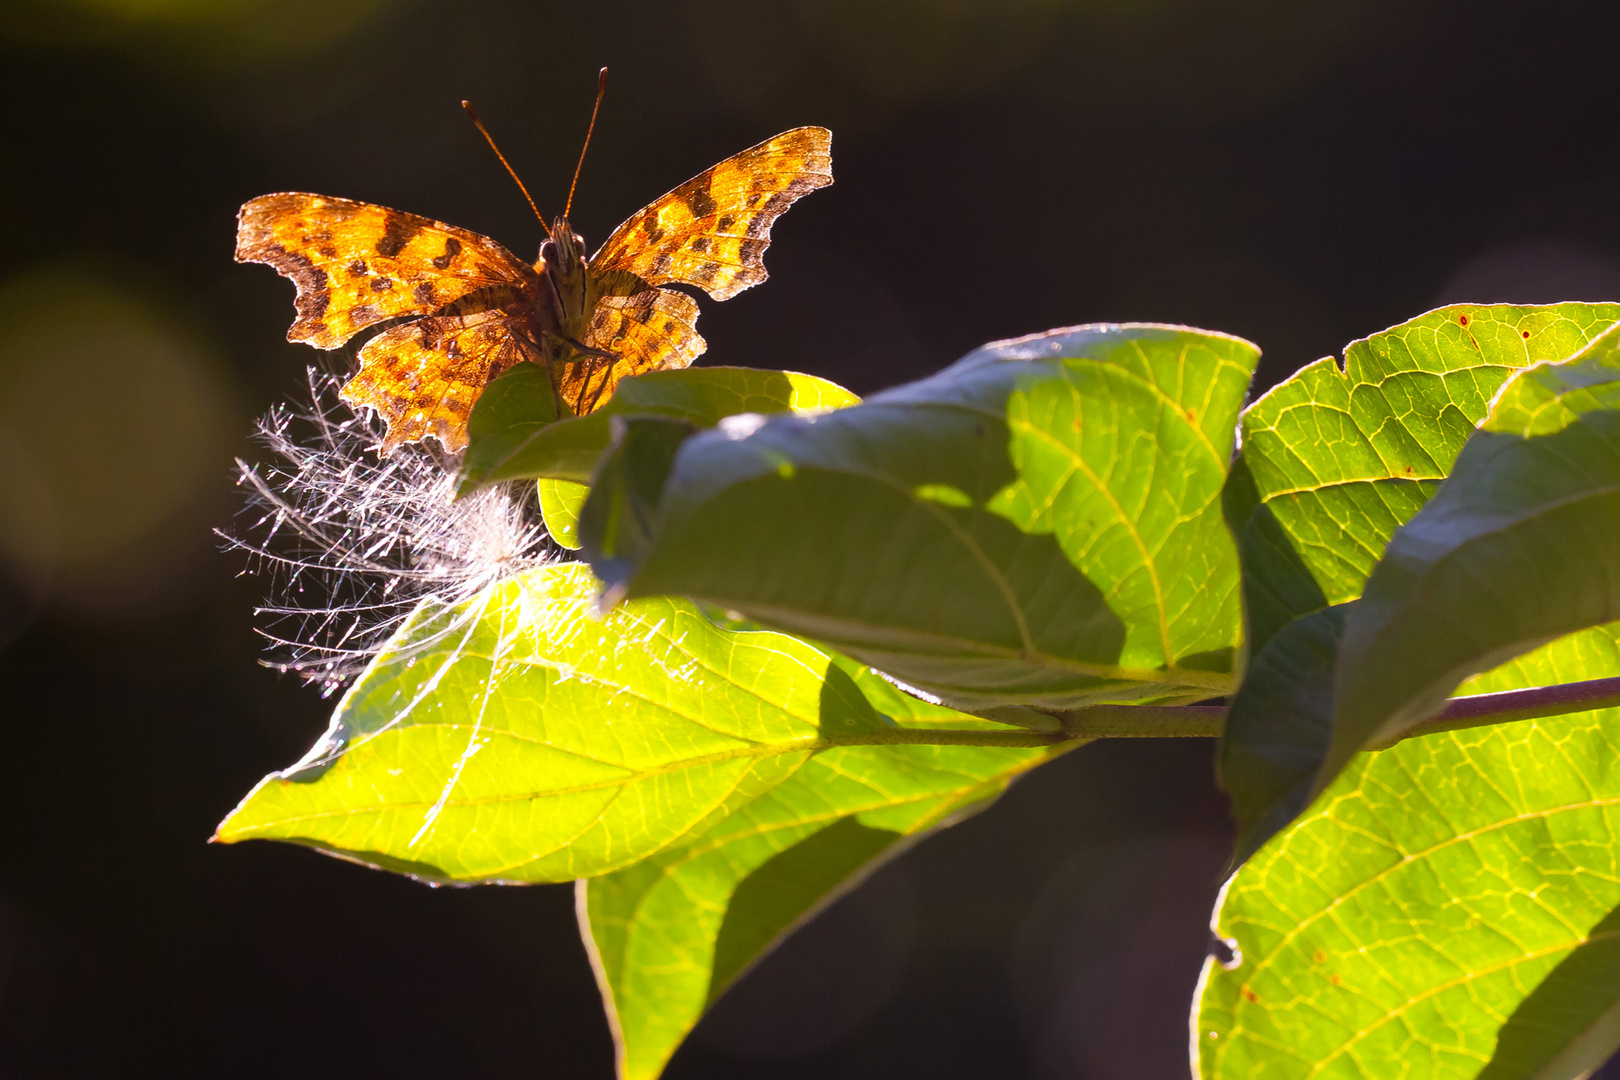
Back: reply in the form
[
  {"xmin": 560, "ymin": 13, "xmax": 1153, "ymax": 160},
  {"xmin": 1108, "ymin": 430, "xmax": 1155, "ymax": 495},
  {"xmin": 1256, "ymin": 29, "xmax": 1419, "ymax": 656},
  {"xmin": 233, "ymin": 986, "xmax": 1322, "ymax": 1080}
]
[{"xmin": 222, "ymin": 368, "xmax": 554, "ymax": 694}]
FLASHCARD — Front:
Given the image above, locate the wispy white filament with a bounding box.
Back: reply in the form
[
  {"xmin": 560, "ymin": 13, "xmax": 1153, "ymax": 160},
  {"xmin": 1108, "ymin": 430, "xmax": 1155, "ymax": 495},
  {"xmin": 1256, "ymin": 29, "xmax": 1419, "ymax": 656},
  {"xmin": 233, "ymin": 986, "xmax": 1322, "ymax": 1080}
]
[{"xmin": 223, "ymin": 368, "xmax": 554, "ymax": 694}]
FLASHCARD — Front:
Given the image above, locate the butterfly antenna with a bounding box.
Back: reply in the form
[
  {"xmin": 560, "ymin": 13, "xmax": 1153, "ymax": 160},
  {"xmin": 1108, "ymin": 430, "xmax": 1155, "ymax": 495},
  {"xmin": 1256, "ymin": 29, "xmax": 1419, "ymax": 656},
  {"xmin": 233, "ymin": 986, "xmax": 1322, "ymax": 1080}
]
[
  {"xmin": 462, "ymin": 100, "xmax": 552, "ymax": 240},
  {"xmin": 564, "ymin": 68, "xmax": 608, "ymax": 219}
]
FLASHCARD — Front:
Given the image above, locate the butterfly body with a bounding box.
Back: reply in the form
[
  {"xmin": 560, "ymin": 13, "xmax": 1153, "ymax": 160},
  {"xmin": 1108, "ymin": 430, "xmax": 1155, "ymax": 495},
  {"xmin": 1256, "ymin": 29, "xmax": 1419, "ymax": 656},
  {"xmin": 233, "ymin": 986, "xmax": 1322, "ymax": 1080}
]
[{"xmin": 236, "ymin": 126, "xmax": 832, "ymax": 453}]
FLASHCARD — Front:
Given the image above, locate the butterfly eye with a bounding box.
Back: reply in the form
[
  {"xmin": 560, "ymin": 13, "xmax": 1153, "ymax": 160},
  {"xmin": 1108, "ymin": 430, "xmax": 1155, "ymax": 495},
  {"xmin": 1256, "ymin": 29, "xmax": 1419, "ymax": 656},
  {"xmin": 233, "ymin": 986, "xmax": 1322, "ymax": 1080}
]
[{"xmin": 539, "ymin": 239, "xmax": 556, "ymax": 262}]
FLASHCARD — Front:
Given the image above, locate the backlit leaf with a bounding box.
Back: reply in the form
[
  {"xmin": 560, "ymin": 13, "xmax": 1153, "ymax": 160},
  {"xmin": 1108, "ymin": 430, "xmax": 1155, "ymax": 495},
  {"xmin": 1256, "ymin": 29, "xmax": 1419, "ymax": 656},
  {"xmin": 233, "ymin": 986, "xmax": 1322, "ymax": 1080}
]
[
  {"xmin": 1326, "ymin": 321, "xmax": 1620, "ymax": 777},
  {"xmin": 1220, "ymin": 304, "xmax": 1620, "ymax": 856},
  {"xmin": 215, "ymin": 562, "xmax": 1051, "ymax": 883},
  {"xmin": 581, "ymin": 677, "xmax": 1065, "ymax": 1079},
  {"xmin": 610, "ymin": 323, "xmax": 1259, "ymax": 710},
  {"xmin": 460, "ymin": 364, "xmax": 858, "ymax": 490},
  {"xmin": 1197, "ymin": 626, "xmax": 1620, "ymax": 1080}
]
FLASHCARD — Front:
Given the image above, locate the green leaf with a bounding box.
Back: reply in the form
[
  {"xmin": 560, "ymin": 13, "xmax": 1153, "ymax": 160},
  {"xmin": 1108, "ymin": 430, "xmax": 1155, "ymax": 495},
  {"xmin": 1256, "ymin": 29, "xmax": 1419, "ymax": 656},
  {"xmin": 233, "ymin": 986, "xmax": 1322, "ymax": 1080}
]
[
  {"xmin": 1220, "ymin": 304, "xmax": 1620, "ymax": 856},
  {"xmin": 460, "ymin": 364, "xmax": 859, "ymax": 490},
  {"xmin": 610, "ymin": 323, "xmax": 1260, "ymax": 710},
  {"xmin": 1325, "ymin": 320, "xmax": 1620, "ymax": 779},
  {"xmin": 1197, "ymin": 626, "xmax": 1620, "ymax": 1080},
  {"xmin": 581, "ymin": 676, "xmax": 1065, "ymax": 1080},
  {"xmin": 215, "ymin": 562, "xmax": 1056, "ymax": 884},
  {"xmin": 581, "ymin": 415, "xmax": 696, "ymax": 594},
  {"xmin": 1218, "ymin": 603, "xmax": 1349, "ymax": 868},
  {"xmin": 538, "ymin": 478, "xmax": 588, "ymax": 550},
  {"xmin": 1231, "ymin": 303, "xmax": 1620, "ymax": 657}
]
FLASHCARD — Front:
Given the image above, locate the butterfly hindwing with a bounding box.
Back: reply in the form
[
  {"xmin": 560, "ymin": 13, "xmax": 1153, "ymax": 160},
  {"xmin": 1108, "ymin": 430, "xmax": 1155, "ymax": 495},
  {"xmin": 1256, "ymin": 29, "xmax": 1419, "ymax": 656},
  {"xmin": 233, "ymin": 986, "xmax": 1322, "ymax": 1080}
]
[
  {"xmin": 342, "ymin": 308, "xmax": 535, "ymax": 452},
  {"xmin": 236, "ymin": 193, "xmax": 537, "ymax": 349},
  {"xmin": 563, "ymin": 288, "xmax": 706, "ymax": 414},
  {"xmin": 589, "ymin": 126, "xmax": 832, "ymax": 302}
]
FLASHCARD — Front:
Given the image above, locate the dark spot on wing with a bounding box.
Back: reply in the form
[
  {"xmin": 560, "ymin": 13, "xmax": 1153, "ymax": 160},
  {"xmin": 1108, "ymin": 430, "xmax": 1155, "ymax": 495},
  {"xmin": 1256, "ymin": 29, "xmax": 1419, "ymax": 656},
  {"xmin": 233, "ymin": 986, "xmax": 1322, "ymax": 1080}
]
[
  {"xmin": 690, "ymin": 236, "xmax": 711, "ymax": 254},
  {"xmin": 414, "ymin": 282, "xmax": 436, "ymax": 305},
  {"xmin": 641, "ymin": 216, "xmax": 665, "ymax": 244},
  {"xmin": 350, "ymin": 303, "xmax": 380, "ymax": 326},
  {"xmin": 738, "ymin": 239, "xmax": 766, "ymax": 264},
  {"xmin": 686, "ymin": 180, "xmax": 718, "ymax": 220},
  {"xmin": 319, "ymin": 245, "xmax": 338, "ymax": 258},
  {"xmin": 258, "ymin": 245, "xmax": 332, "ymax": 323},
  {"xmin": 371, "ymin": 277, "xmax": 395, "ymax": 292},
  {"xmin": 649, "ymin": 253, "xmax": 673, "ymax": 277},
  {"xmin": 377, "ymin": 212, "xmax": 423, "ymax": 258},
  {"xmin": 747, "ymin": 176, "xmax": 824, "ymax": 239},
  {"xmin": 348, "ymin": 260, "xmax": 368, "ymax": 276},
  {"xmin": 692, "ymin": 263, "xmax": 719, "ymax": 286},
  {"xmin": 431, "ymin": 237, "xmax": 462, "ymax": 269},
  {"xmin": 715, "ymin": 214, "xmax": 735, "ymax": 233}
]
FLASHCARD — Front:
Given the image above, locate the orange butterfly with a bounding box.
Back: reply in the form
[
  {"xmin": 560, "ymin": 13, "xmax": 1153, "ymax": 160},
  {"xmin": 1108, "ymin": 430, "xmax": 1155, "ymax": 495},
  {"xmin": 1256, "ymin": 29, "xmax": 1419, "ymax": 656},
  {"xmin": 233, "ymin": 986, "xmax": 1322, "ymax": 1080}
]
[{"xmin": 236, "ymin": 87, "xmax": 830, "ymax": 453}]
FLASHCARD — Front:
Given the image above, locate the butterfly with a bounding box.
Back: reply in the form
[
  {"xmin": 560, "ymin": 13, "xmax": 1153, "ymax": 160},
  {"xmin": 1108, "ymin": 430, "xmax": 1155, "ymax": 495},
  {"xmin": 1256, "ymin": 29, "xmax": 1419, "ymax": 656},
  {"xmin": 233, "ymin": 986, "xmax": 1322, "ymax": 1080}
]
[{"xmin": 235, "ymin": 108, "xmax": 831, "ymax": 453}]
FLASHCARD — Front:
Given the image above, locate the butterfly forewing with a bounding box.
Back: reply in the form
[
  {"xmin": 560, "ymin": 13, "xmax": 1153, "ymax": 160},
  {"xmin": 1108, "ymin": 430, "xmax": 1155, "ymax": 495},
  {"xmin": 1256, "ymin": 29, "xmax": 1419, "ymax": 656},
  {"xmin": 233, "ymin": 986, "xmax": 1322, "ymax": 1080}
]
[
  {"xmin": 589, "ymin": 126, "xmax": 832, "ymax": 302},
  {"xmin": 236, "ymin": 193, "xmax": 537, "ymax": 348}
]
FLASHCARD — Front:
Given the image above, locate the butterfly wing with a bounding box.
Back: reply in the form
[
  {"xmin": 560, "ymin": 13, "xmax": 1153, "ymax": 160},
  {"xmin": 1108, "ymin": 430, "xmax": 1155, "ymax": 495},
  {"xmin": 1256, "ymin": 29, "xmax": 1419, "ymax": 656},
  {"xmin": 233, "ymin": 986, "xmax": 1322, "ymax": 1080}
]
[
  {"xmin": 563, "ymin": 289, "xmax": 707, "ymax": 415},
  {"xmin": 589, "ymin": 127, "xmax": 832, "ymax": 301},
  {"xmin": 236, "ymin": 193, "xmax": 538, "ymax": 348},
  {"xmin": 342, "ymin": 307, "xmax": 536, "ymax": 452}
]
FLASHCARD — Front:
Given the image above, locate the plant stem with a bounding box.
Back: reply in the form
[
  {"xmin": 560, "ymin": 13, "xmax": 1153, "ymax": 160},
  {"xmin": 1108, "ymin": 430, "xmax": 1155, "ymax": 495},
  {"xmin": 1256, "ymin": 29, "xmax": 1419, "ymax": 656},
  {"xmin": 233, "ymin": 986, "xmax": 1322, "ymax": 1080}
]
[
  {"xmin": 1046, "ymin": 675, "xmax": 1620, "ymax": 742},
  {"xmin": 1394, "ymin": 675, "xmax": 1620, "ymax": 741},
  {"xmin": 877, "ymin": 676, "xmax": 1620, "ymax": 747}
]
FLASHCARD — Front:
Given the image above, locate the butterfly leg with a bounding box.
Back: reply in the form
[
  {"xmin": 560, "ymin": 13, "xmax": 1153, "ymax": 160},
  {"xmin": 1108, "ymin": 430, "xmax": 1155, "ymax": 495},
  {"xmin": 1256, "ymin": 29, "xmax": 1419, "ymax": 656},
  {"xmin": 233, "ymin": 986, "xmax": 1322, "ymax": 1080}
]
[{"xmin": 541, "ymin": 330, "xmax": 618, "ymax": 363}]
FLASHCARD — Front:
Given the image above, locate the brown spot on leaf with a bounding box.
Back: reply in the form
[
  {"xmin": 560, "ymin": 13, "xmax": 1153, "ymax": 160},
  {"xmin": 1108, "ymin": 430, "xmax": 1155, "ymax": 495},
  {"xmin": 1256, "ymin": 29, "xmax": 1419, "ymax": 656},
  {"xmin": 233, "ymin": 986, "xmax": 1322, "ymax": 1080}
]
[
  {"xmin": 1329, "ymin": 974, "xmax": 1342, "ymax": 986},
  {"xmin": 1459, "ymin": 313, "xmax": 1470, "ymax": 326},
  {"xmin": 1313, "ymin": 950, "xmax": 1326, "ymax": 964},
  {"xmin": 1522, "ymin": 330, "xmax": 1531, "ymax": 338},
  {"xmin": 1240, "ymin": 987, "xmax": 1260, "ymax": 1004}
]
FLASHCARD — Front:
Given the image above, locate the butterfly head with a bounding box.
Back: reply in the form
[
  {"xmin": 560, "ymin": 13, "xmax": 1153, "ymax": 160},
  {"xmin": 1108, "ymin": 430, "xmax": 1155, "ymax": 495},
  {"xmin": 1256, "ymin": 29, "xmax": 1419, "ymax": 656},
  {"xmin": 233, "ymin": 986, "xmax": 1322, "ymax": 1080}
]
[{"xmin": 539, "ymin": 217, "xmax": 588, "ymax": 277}]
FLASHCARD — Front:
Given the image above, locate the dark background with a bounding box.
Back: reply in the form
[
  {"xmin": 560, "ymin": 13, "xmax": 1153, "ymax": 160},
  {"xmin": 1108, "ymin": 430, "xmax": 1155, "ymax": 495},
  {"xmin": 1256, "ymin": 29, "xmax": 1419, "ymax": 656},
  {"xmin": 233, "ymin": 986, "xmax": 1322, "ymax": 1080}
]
[{"xmin": 4, "ymin": 1, "xmax": 1620, "ymax": 1076}]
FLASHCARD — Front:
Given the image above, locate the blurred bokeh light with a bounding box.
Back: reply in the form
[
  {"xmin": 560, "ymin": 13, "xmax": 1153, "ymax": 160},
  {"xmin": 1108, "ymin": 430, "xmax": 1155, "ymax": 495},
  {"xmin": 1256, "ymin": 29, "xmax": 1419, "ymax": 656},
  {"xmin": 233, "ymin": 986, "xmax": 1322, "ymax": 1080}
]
[{"xmin": 0, "ymin": 269, "xmax": 235, "ymax": 624}]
